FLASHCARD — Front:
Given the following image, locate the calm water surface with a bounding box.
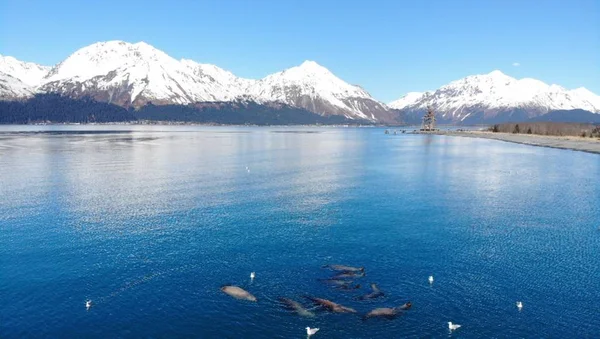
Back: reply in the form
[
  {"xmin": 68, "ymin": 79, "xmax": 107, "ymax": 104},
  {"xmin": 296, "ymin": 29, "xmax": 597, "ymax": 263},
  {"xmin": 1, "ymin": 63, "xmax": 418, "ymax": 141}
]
[{"xmin": 0, "ymin": 125, "xmax": 599, "ymax": 338}]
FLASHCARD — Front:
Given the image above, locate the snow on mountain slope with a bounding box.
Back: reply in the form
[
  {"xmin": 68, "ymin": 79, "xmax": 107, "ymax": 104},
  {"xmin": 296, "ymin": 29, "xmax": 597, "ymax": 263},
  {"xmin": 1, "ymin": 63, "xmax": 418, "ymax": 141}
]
[
  {"xmin": 40, "ymin": 41, "xmax": 240, "ymax": 106},
  {"xmin": 0, "ymin": 72, "xmax": 35, "ymax": 100},
  {"xmin": 180, "ymin": 59, "xmax": 254, "ymax": 98},
  {"xmin": 3, "ymin": 40, "xmax": 600, "ymax": 125},
  {"xmin": 3, "ymin": 42, "xmax": 399, "ymax": 121},
  {"xmin": 0, "ymin": 54, "xmax": 50, "ymax": 87},
  {"xmin": 571, "ymin": 87, "xmax": 600, "ymax": 111},
  {"xmin": 388, "ymin": 91, "xmax": 431, "ymax": 109},
  {"xmin": 247, "ymin": 60, "xmax": 393, "ymax": 121},
  {"xmin": 390, "ymin": 70, "xmax": 600, "ymax": 122}
]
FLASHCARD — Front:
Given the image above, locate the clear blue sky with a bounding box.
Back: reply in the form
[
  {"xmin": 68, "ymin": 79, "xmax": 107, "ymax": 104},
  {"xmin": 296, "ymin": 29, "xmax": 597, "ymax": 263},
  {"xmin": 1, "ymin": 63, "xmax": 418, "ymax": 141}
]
[{"xmin": 1, "ymin": 0, "xmax": 598, "ymax": 102}]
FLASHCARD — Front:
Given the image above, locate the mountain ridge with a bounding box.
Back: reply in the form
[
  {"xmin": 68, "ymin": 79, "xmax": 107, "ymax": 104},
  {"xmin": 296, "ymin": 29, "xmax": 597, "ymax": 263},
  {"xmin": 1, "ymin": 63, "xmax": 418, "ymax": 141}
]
[
  {"xmin": 1, "ymin": 40, "xmax": 396, "ymax": 122},
  {"xmin": 0, "ymin": 54, "xmax": 51, "ymax": 87},
  {"xmin": 1, "ymin": 41, "xmax": 599, "ymax": 124},
  {"xmin": 389, "ymin": 70, "xmax": 600, "ymax": 124}
]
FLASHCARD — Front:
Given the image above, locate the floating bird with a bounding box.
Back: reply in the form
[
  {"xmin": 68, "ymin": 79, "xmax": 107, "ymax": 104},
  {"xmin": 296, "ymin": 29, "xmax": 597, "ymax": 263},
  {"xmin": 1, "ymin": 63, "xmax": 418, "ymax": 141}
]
[
  {"xmin": 250, "ymin": 272, "xmax": 255, "ymax": 280},
  {"xmin": 516, "ymin": 301, "xmax": 523, "ymax": 310},
  {"xmin": 429, "ymin": 275, "xmax": 434, "ymax": 284},
  {"xmin": 448, "ymin": 322, "xmax": 461, "ymax": 331},
  {"xmin": 306, "ymin": 327, "xmax": 319, "ymax": 337},
  {"xmin": 85, "ymin": 300, "xmax": 92, "ymax": 310}
]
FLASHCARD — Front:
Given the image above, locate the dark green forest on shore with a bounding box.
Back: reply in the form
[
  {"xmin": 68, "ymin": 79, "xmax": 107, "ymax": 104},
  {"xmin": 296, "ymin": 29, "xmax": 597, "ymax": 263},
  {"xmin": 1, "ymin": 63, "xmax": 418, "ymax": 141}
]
[{"xmin": 0, "ymin": 95, "xmax": 359, "ymax": 125}]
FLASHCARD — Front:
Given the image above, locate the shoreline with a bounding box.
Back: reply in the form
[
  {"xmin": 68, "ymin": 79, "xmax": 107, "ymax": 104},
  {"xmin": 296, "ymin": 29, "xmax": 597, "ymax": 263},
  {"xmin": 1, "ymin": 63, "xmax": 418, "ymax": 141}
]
[
  {"xmin": 0, "ymin": 121, "xmax": 390, "ymax": 128},
  {"xmin": 2, "ymin": 123, "xmax": 599, "ymax": 155},
  {"xmin": 425, "ymin": 130, "xmax": 600, "ymax": 155}
]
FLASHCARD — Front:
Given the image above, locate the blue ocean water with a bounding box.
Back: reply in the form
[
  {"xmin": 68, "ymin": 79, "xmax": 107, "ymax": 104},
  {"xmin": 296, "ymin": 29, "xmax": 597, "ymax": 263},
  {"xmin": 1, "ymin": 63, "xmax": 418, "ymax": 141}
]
[{"xmin": 0, "ymin": 125, "xmax": 599, "ymax": 338}]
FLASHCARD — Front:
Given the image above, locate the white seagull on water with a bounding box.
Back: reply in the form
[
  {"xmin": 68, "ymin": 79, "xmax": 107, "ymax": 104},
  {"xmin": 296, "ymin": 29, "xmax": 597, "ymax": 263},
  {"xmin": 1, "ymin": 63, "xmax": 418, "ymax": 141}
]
[
  {"xmin": 448, "ymin": 322, "xmax": 461, "ymax": 331},
  {"xmin": 516, "ymin": 301, "xmax": 523, "ymax": 310},
  {"xmin": 429, "ymin": 275, "xmax": 434, "ymax": 284},
  {"xmin": 306, "ymin": 327, "xmax": 319, "ymax": 337}
]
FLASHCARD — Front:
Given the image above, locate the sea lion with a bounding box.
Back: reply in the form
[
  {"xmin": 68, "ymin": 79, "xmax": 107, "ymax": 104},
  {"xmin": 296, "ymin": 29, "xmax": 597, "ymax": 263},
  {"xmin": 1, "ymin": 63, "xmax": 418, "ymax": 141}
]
[
  {"xmin": 331, "ymin": 271, "xmax": 365, "ymax": 279},
  {"xmin": 319, "ymin": 278, "xmax": 352, "ymax": 286},
  {"xmin": 357, "ymin": 283, "xmax": 384, "ymax": 300},
  {"xmin": 319, "ymin": 278, "xmax": 361, "ymax": 290},
  {"xmin": 322, "ymin": 265, "xmax": 365, "ymax": 273},
  {"xmin": 305, "ymin": 296, "xmax": 357, "ymax": 313},
  {"xmin": 398, "ymin": 302, "xmax": 412, "ymax": 310},
  {"xmin": 335, "ymin": 283, "xmax": 361, "ymax": 291},
  {"xmin": 278, "ymin": 297, "xmax": 316, "ymax": 318},
  {"xmin": 220, "ymin": 285, "xmax": 257, "ymax": 301},
  {"xmin": 363, "ymin": 302, "xmax": 412, "ymax": 320},
  {"xmin": 363, "ymin": 307, "xmax": 399, "ymax": 319}
]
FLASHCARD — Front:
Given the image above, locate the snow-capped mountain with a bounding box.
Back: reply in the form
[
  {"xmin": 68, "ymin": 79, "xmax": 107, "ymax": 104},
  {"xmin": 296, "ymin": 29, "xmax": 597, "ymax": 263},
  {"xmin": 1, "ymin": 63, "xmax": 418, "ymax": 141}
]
[
  {"xmin": 390, "ymin": 70, "xmax": 600, "ymax": 123},
  {"xmin": 0, "ymin": 55, "xmax": 49, "ymax": 100},
  {"xmin": 246, "ymin": 60, "xmax": 395, "ymax": 121},
  {"xmin": 7, "ymin": 40, "xmax": 395, "ymax": 121},
  {"xmin": 6, "ymin": 40, "xmax": 598, "ymax": 124},
  {"xmin": 40, "ymin": 41, "xmax": 243, "ymax": 107},
  {"xmin": 0, "ymin": 72, "xmax": 35, "ymax": 100},
  {"xmin": 570, "ymin": 87, "xmax": 600, "ymax": 111},
  {"xmin": 180, "ymin": 59, "xmax": 254, "ymax": 98},
  {"xmin": 388, "ymin": 92, "xmax": 428, "ymax": 110},
  {"xmin": 0, "ymin": 54, "xmax": 50, "ymax": 87}
]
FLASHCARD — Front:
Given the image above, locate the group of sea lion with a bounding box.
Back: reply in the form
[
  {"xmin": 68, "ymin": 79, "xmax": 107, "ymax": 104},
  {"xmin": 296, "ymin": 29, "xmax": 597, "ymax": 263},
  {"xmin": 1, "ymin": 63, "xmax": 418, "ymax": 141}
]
[
  {"xmin": 220, "ymin": 264, "xmax": 412, "ymax": 321},
  {"xmin": 319, "ymin": 264, "xmax": 412, "ymax": 320}
]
